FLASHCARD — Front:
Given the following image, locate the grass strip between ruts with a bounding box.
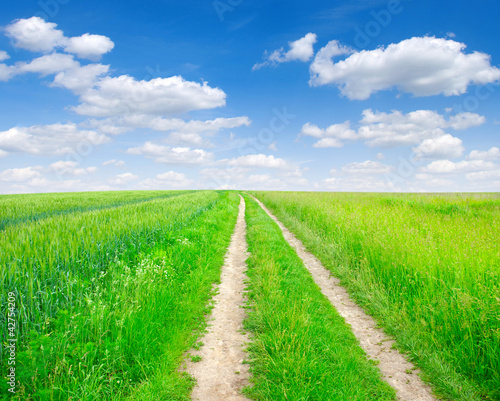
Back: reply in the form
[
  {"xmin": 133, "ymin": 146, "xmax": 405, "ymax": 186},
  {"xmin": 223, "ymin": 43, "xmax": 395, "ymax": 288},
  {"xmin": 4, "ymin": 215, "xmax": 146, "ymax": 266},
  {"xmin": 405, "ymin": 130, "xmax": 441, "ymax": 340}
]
[{"xmin": 242, "ymin": 193, "xmax": 396, "ymax": 400}]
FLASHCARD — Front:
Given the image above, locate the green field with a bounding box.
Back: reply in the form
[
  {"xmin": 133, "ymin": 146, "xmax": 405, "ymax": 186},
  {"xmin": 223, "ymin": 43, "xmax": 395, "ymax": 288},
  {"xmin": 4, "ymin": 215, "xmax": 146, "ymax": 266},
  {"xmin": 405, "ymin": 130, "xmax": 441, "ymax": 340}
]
[{"xmin": 1, "ymin": 190, "xmax": 499, "ymax": 400}]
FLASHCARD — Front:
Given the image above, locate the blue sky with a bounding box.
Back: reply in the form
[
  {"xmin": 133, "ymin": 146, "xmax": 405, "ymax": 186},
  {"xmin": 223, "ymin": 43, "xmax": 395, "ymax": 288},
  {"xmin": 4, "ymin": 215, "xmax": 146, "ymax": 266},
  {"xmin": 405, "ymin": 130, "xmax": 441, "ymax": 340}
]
[{"xmin": 0, "ymin": 0, "xmax": 499, "ymax": 193}]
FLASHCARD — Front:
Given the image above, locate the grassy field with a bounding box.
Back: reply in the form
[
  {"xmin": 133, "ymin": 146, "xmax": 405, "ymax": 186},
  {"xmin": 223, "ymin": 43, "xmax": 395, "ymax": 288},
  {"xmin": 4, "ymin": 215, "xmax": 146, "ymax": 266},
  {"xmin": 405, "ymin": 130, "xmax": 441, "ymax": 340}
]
[
  {"xmin": 1, "ymin": 190, "xmax": 240, "ymax": 399},
  {"xmin": 242, "ymin": 194, "xmax": 395, "ymax": 400},
  {"xmin": 250, "ymin": 191, "xmax": 500, "ymax": 400},
  {"xmin": 2, "ymin": 190, "xmax": 498, "ymax": 400}
]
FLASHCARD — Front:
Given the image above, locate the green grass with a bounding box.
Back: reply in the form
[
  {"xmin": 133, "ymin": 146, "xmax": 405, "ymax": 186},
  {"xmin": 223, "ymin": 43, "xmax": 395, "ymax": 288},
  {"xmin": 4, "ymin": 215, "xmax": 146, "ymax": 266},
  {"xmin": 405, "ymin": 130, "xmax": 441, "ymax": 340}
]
[
  {"xmin": 242, "ymin": 194, "xmax": 396, "ymax": 400},
  {"xmin": 250, "ymin": 191, "xmax": 500, "ymax": 400},
  {"xmin": 0, "ymin": 190, "xmax": 192, "ymax": 230},
  {"xmin": 1, "ymin": 190, "xmax": 240, "ymax": 400}
]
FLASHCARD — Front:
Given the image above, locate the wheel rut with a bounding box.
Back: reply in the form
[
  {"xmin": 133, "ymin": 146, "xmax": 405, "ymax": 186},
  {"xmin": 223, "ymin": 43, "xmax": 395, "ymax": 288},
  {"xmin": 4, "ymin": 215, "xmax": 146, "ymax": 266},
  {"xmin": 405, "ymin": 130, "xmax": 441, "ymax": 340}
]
[
  {"xmin": 184, "ymin": 195, "xmax": 250, "ymax": 401},
  {"xmin": 250, "ymin": 194, "xmax": 435, "ymax": 401}
]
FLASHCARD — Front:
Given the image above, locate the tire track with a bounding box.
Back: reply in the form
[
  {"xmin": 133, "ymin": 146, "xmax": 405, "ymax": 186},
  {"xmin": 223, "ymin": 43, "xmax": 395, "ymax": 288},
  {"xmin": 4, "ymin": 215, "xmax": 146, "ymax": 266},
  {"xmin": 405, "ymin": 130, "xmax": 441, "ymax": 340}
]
[
  {"xmin": 185, "ymin": 195, "xmax": 250, "ymax": 401},
  {"xmin": 251, "ymin": 194, "xmax": 435, "ymax": 401}
]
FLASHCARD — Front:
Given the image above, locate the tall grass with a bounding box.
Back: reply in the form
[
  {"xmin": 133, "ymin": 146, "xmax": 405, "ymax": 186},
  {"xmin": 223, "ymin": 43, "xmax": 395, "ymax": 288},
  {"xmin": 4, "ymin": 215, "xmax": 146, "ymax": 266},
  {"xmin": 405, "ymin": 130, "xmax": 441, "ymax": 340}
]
[
  {"xmin": 1, "ymin": 191, "xmax": 240, "ymax": 399},
  {"xmin": 0, "ymin": 190, "xmax": 191, "ymax": 230},
  {"xmin": 242, "ymin": 194, "xmax": 395, "ymax": 400},
  {"xmin": 251, "ymin": 192, "xmax": 500, "ymax": 400}
]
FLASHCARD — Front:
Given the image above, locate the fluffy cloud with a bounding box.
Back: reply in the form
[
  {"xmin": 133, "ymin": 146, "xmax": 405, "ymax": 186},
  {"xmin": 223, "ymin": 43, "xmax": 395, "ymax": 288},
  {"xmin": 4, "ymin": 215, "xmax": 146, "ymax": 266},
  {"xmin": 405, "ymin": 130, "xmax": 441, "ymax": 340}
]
[
  {"xmin": 64, "ymin": 33, "xmax": 114, "ymax": 60},
  {"xmin": 102, "ymin": 159, "xmax": 125, "ymax": 167},
  {"xmin": 420, "ymin": 160, "xmax": 497, "ymax": 174},
  {"xmin": 72, "ymin": 75, "xmax": 226, "ymax": 117},
  {"xmin": 253, "ymin": 33, "xmax": 317, "ymax": 70},
  {"xmin": 223, "ymin": 154, "xmax": 290, "ymax": 169},
  {"xmin": 5, "ymin": 17, "xmax": 114, "ymax": 60},
  {"xmin": 310, "ymin": 36, "xmax": 500, "ymax": 100},
  {"xmin": 127, "ymin": 142, "xmax": 213, "ymax": 165},
  {"xmin": 0, "ymin": 123, "xmax": 110, "ymax": 156},
  {"xmin": 342, "ymin": 160, "xmax": 393, "ymax": 174},
  {"xmin": 109, "ymin": 172, "xmax": 139, "ymax": 186},
  {"xmin": 413, "ymin": 134, "xmax": 464, "ymax": 160},
  {"xmin": 88, "ymin": 115, "xmax": 251, "ymax": 139},
  {"xmin": 301, "ymin": 109, "xmax": 484, "ymax": 155},
  {"xmin": 0, "ymin": 167, "xmax": 42, "ymax": 182},
  {"xmin": 0, "ymin": 51, "xmax": 9, "ymax": 61},
  {"xmin": 48, "ymin": 161, "xmax": 98, "ymax": 176},
  {"xmin": 466, "ymin": 147, "xmax": 500, "ymax": 161},
  {"xmin": 5, "ymin": 17, "xmax": 65, "ymax": 52},
  {"xmin": 52, "ymin": 63, "xmax": 110, "ymax": 93},
  {"xmin": 300, "ymin": 121, "xmax": 356, "ymax": 148},
  {"xmin": 18, "ymin": 53, "xmax": 79, "ymax": 76}
]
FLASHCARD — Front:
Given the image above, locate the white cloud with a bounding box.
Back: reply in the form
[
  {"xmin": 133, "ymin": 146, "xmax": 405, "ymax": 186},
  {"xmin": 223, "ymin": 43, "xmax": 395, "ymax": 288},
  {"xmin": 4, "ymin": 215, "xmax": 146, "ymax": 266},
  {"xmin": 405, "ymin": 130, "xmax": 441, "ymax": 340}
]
[
  {"xmin": 0, "ymin": 167, "xmax": 42, "ymax": 182},
  {"xmin": 465, "ymin": 169, "xmax": 500, "ymax": 181},
  {"xmin": 318, "ymin": 176, "xmax": 396, "ymax": 192},
  {"xmin": 5, "ymin": 17, "xmax": 65, "ymax": 52},
  {"xmin": 0, "ymin": 123, "xmax": 110, "ymax": 156},
  {"xmin": 302, "ymin": 109, "xmax": 485, "ymax": 154},
  {"xmin": 64, "ymin": 33, "xmax": 114, "ymax": 60},
  {"xmin": 466, "ymin": 147, "xmax": 500, "ymax": 161},
  {"xmin": 253, "ymin": 33, "xmax": 317, "ymax": 70},
  {"xmin": 0, "ymin": 149, "xmax": 8, "ymax": 158},
  {"xmin": 0, "ymin": 64, "xmax": 16, "ymax": 81},
  {"xmin": 109, "ymin": 172, "xmax": 139, "ymax": 185},
  {"xmin": 18, "ymin": 53, "xmax": 79, "ymax": 76},
  {"xmin": 48, "ymin": 161, "xmax": 98, "ymax": 176},
  {"xmin": 88, "ymin": 115, "xmax": 251, "ymax": 139},
  {"xmin": 413, "ymin": 134, "xmax": 464, "ymax": 160},
  {"xmin": 310, "ymin": 36, "xmax": 500, "ymax": 100},
  {"xmin": 72, "ymin": 75, "xmax": 226, "ymax": 117},
  {"xmin": 127, "ymin": 142, "xmax": 213, "ymax": 165},
  {"xmin": 448, "ymin": 112, "xmax": 486, "ymax": 130},
  {"xmin": 420, "ymin": 160, "xmax": 497, "ymax": 174},
  {"xmin": 342, "ymin": 160, "xmax": 393, "ymax": 174},
  {"xmin": 300, "ymin": 121, "xmax": 356, "ymax": 148},
  {"xmin": 52, "ymin": 63, "xmax": 110, "ymax": 93},
  {"xmin": 102, "ymin": 159, "xmax": 125, "ymax": 167},
  {"xmin": 224, "ymin": 154, "xmax": 290, "ymax": 169},
  {"xmin": 5, "ymin": 17, "xmax": 114, "ymax": 60},
  {"xmin": 0, "ymin": 51, "xmax": 9, "ymax": 61}
]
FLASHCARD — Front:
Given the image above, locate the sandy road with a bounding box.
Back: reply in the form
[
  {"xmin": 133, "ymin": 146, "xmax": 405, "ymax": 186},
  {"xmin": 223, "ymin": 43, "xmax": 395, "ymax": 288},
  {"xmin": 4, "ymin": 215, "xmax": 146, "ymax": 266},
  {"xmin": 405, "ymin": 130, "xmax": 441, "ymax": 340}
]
[
  {"xmin": 185, "ymin": 195, "xmax": 251, "ymax": 401},
  {"xmin": 251, "ymin": 194, "xmax": 435, "ymax": 401}
]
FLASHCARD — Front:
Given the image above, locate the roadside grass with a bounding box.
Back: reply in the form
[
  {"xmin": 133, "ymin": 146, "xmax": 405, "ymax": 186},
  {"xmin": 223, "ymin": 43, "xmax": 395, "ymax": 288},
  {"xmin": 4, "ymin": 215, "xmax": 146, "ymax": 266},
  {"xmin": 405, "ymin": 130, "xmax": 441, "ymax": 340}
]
[
  {"xmin": 242, "ymin": 194, "xmax": 396, "ymax": 400},
  {"xmin": 1, "ymin": 190, "xmax": 240, "ymax": 400},
  {"xmin": 0, "ymin": 190, "xmax": 192, "ymax": 230},
  {"xmin": 250, "ymin": 191, "xmax": 500, "ymax": 400}
]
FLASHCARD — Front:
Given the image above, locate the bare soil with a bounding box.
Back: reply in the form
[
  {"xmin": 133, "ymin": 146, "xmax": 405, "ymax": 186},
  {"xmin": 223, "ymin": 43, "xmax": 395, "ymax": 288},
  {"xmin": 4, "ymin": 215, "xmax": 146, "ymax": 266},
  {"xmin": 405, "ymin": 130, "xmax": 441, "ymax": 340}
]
[
  {"xmin": 251, "ymin": 195, "xmax": 435, "ymax": 401},
  {"xmin": 184, "ymin": 195, "xmax": 251, "ymax": 401}
]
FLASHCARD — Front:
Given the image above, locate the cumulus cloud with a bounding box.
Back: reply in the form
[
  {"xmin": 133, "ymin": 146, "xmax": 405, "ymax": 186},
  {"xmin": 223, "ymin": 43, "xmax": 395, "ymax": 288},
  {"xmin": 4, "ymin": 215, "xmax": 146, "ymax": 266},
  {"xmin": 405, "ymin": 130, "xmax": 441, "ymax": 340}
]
[
  {"xmin": 64, "ymin": 33, "xmax": 114, "ymax": 60},
  {"xmin": 48, "ymin": 161, "xmax": 98, "ymax": 176},
  {"xmin": 300, "ymin": 109, "xmax": 484, "ymax": 157},
  {"xmin": 300, "ymin": 121, "xmax": 356, "ymax": 148},
  {"xmin": 127, "ymin": 142, "xmax": 213, "ymax": 165},
  {"xmin": 420, "ymin": 160, "xmax": 497, "ymax": 174},
  {"xmin": 18, "ymin": 53, "xmax": 79, "ymax": 76},
  {"xmin": 466, "ymin": 147, "xmax": 500, "ymax": 161},
  {"xmin": 0, "ymin": 167, "xmax": 42, "ymax": 182},
  {"xmin": 0, "ymin": 123, "xmax": 109, "ymax": 156},
  {"xmin": 5, "ymin": 17, "xmax": 114, "ymax": 60},
  {"xmin": 223, "ymin": 154, "xmax": 290, "ymax": 169},
  {"xmin": 109, "ymin": 172, "xmax": 139, "ymax": 186},
  {"xmin": 0, "ymin": 51, "xmax": 9, "ymax": 61},
  {"xmin": 88, "ymin": 115, "xmax": 251, "ymax": 139},
  {"xmin": 72, "ymin": 75, "xmax": 226, "ymax": 117},
  {"xmin": 413, "ymin": 134, "xmax": 464, "ymax": 160},
  {"xmin": 253, "ymin": 33, "xmax": 317, "ymax": 70},
  {"xmin": 52, "ymin": 63, "xmax": 110, "ymax": 93},
  {"xmin": 309, "ymin": 36, "xmax": 500, "ymax": 100},
  {"xmin": 102, "ymin": 159, "xmax": 125, "ymax": 167},
  {"xmin": 342, "ymin": 160, "xmax": 393, "ymax": 174},
  {"xmin": 5, "ymin": 17, "xmax": 65, "ymax": 52}
]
